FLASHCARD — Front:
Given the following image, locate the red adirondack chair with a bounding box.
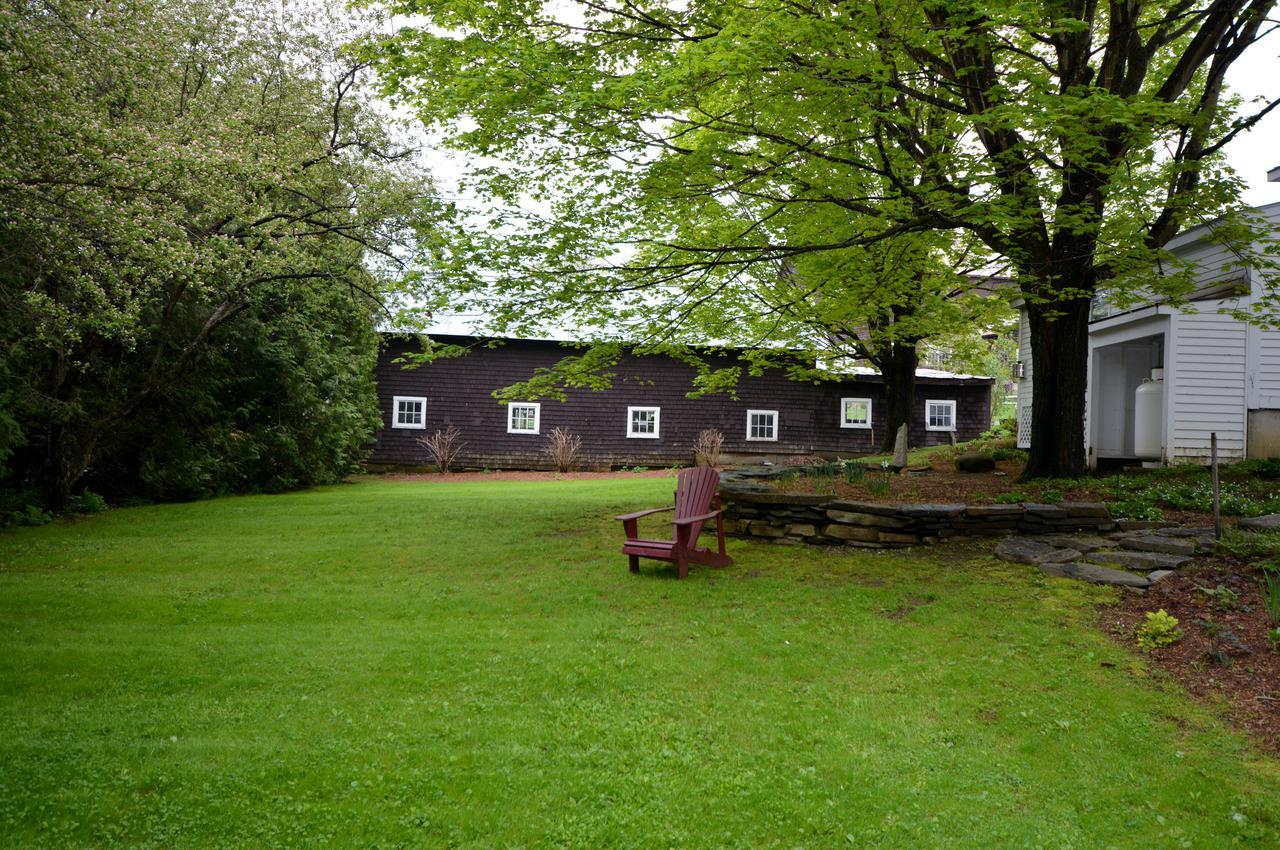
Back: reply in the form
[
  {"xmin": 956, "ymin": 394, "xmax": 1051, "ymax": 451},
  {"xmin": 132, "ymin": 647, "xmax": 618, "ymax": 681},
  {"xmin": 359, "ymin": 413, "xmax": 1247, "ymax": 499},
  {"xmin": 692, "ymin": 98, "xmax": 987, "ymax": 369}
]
[{"xmin": 615, "ymin": 466, "xmax": 732, "ymax": 578}]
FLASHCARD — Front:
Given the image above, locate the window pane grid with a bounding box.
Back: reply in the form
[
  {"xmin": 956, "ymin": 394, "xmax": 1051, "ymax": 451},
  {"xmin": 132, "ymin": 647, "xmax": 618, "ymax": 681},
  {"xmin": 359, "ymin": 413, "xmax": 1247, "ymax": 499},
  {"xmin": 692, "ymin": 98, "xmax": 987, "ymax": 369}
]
[{"xmin": 747, "ymin": 410, "xmax": 777, "ymax": 440}]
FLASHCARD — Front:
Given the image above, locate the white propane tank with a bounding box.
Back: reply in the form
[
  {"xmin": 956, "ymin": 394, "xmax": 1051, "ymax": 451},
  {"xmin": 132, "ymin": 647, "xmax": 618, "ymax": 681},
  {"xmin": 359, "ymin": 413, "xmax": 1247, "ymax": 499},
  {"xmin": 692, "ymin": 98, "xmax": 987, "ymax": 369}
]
[{"xmin": 1134, "ymin": 368, "xmax": 1165, "ymax": 461}]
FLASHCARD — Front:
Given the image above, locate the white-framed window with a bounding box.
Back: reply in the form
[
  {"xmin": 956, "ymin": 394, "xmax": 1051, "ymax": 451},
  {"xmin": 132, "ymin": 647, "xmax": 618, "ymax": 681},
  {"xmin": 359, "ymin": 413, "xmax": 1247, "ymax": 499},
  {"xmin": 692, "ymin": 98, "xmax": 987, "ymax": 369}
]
[
  {"xmin": 840, "ymin": 397, "xmax": 872, "ymax": 429},
  {"xmin": 925, "ymin": 399, "xmax": 957, "ymax": 432},
  {"xmin": 627, "ymin": 406, "xmax": 661, "ymax": 439},
  {"xmin": 746, "ymin": 409, "xmax": 778, "ymax": 441},
  {"xmin": 507, "ymin": 402, "xmax": 541, "ymax": 435},
  {"xmin": 392, "ymin": 396, "xmax": 427, "ymax": 429}
]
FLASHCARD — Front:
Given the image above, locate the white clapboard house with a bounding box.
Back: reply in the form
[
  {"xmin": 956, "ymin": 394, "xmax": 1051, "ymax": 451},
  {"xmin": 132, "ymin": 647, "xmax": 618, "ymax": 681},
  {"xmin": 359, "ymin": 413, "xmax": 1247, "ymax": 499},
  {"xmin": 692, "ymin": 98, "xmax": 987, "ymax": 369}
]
[{"xmin": 1015, "ymin": 201, "xmax": 1280, "ymax": 466}]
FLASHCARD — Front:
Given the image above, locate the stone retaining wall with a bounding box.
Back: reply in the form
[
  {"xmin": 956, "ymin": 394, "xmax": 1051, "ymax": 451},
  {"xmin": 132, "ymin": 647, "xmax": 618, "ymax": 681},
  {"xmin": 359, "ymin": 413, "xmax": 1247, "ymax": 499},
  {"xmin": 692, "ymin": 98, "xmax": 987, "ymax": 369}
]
[{"xmin": 722, "ymin": 491, "xmax": 1116, "ymax": 548}]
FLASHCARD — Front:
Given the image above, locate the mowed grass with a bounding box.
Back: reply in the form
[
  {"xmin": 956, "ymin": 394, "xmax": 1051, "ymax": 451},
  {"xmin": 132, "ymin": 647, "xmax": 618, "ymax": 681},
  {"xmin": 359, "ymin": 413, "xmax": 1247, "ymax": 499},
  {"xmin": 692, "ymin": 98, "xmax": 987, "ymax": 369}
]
[{"xmin": 1, "ymin": 478, "xmax": 1279, "ymax": 848}]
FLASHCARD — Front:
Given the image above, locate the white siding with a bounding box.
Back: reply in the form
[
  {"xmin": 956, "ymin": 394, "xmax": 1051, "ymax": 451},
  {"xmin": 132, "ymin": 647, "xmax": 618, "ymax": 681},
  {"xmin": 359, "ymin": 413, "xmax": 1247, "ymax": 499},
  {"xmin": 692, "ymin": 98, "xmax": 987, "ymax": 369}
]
[
  {"xmin": 1170, "ymin": 311, "xmax": 1247, "ymax": 461},
  {"xmin": 1253, "ymin": 326, "xmax": 1280, "ymax": 409},
  {"xmin": 1016, "ymin": 309, "xmax": 1033, "ymax": 448}
]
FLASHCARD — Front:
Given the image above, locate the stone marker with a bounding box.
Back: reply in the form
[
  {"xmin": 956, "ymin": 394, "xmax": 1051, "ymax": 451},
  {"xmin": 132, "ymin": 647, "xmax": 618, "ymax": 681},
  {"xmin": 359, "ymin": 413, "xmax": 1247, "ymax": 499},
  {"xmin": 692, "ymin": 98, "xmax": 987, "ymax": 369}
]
[{"xmin": 891, "ymin": 423, "xmax": 909, "ymax": 470}]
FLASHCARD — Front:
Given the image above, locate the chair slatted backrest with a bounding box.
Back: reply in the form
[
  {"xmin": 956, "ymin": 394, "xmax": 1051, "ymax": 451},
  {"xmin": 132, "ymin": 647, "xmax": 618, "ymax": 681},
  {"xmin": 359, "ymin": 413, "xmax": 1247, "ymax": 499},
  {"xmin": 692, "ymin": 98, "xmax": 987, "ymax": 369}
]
[{"xmin": 674, "ymin": 467, "xmax": 720, "ymax": 542}]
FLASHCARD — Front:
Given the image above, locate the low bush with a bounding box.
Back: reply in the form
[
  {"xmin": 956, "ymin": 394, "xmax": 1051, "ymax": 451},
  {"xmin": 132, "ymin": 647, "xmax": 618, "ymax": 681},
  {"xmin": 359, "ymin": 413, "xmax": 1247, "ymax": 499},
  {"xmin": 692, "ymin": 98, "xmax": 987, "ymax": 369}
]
[
  {"xmin": 419, "ymin": 426, "xmax": 467, "ymax": 473},
  {"xmin": 1217, "ymin": 530, "xmax": 1280, "ymax": 560},
  {"xmin": 692, "ymin": 428, "xmax": 724, "ymax": 468},
  {"xmin": 543, "ymin": 427, "xmax": 582, "ymax": 473},
  {"xmin": 1136, "ymin": 610, "xmax": 1182, "ymax": 649},
  {"xmin": 68, "ymin": 491, "xmax": 108, "ymax": 514}
]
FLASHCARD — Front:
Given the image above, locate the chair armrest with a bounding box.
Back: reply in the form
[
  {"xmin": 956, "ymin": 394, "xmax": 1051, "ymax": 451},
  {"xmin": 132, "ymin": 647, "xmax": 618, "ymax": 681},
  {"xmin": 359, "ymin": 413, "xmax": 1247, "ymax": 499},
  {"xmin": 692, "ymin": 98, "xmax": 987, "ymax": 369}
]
[
  {"xmin": 673, "ymin": 509, "xmax": 722, "ymax": 527},
  {"xmin": 615, "ymin": 506, "xmax": 674, "ymax": 522}
]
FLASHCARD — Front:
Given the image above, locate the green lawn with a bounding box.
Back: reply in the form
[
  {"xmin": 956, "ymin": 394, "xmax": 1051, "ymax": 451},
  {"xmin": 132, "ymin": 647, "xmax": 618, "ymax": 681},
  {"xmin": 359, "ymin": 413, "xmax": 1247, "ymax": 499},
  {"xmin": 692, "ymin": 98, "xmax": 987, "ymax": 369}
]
[{"xmin": 1, "ymin": 477, "xmax": 1278, "ymax": 848}]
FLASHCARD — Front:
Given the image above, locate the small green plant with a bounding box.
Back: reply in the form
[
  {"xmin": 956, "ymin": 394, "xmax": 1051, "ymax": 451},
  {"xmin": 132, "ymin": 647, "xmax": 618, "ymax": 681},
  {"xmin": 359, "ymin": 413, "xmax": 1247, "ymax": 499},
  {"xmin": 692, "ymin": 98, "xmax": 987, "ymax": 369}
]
[
  {"xmin": 1268, "ymin": 627, "xmax": 1280, "ymax": 654},
  {"xmin": 1196, "ymin": 583, "xmax": 1240, "ymax": 612},
  {"xmin": 68, "ymin": 491, "xmax": 108, "ymax": 514},
  {"xmin": 629, "ymin": 466, "xmax": 650, "ymax": 473},
  {"xmin": 807, "ymin": 461, "xmax": 842, "ymax": 480},
  {"xmin": 1217, "ymin": 530, "xmax": 1280, "ymax": 560},
  {"xmin": 11, "ymin": 504, "xmax": 53, "ymax": 527},
  {"xmin": 1038, "ymin": 488, "xmax": 1064, "ymax": 504},
  {"xmin": 775, "ymin": 468, "xmax": 800, "ymax": 486},
  {"xmin": 1135, "ymin": 609, "xmax": 1182, "ymax": 649},
  {"xmin": 994, "ymin": 491, "xmax": 1026, "ymax": 505},
  {"xmin": 1260, "ymin": 567, "xmax": 1280, "ymax": 627},
  {"xmin": 1107, "ymin": 497, "xmax": 1163, "ymax": 522},
  {"xmin": 989, "ymin": 447, "xmax": 1027, "ymax": 463},
  {"xmin": 1195, "ymin": 616, "xmax": 1249, "ymax": 666},
  {"xmin": 865, "ymin": 469, "xmax": 893, "ymax": 498},
  {"xmin": 842, "ymin": 461, "xmax": 866, "ymax": 484}
]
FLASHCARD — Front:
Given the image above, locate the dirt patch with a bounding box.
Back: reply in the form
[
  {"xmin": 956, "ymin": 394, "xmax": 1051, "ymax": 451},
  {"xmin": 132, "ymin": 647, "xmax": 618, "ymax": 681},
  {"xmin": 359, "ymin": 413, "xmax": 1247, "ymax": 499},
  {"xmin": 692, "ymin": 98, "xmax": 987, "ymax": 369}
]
[
  {"xmin": 1099, "ymin": 561, "xmax": 1280, "ymax": 753},
  {"xmin": 377, "ymin": 469, "xmax": 677, "ymax": 483}
]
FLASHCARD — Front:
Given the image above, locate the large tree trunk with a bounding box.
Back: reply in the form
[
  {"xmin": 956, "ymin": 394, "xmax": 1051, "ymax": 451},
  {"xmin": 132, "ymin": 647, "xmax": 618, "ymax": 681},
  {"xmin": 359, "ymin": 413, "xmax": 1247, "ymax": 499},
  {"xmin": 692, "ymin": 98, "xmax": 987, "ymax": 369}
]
[
  {"xmin": 878, "ymin": 342, "xmax": 918, "ymax": 454},
  {"xmin": 1022, "ymin": 295, "xmax": 1091, "ymax": 479}
]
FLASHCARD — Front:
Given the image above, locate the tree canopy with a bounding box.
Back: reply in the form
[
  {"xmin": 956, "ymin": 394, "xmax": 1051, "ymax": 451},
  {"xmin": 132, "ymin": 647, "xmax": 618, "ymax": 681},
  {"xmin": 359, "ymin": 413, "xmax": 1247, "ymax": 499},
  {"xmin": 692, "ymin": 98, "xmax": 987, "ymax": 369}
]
[
  {"xmin": 0, "ymin": 0, "xmax": 435, "ymax": 509},
  {"xmin": 371, "ymin": 0, "xmax": 1278, "ymax": 476}
]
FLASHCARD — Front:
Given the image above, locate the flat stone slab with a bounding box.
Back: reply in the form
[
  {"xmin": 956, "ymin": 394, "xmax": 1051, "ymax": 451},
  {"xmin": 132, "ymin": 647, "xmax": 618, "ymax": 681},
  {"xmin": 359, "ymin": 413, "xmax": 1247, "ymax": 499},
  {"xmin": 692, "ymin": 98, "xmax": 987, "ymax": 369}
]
[
  {"xmin": 1118, "ymin": 536, "xmax": 1197, "ymax": 556},
  {"xmin": 1036, "ymin": 534, "xmax": 1113, "ymax": 553},
  {"xmin": 1115, "ymin": 520, "xmax": 1174, "ymax": 532},
  {"xmin": 965, "ymin": 504, "xmax": 1024, "ymax": 518},
  {"xmin": 731, "ymin": 491, "xmax": 830, "ymax": 506},
  {"xmin": 1038, "ymin": 562, "xmax": 1151, "ymax": 588},
  {"xmin": 825, "ymin": 500, "xmax": 905, "ymax": 517},
  {"xmin": 1084, "ymin": 550, "xmax": 1193, "ymax": 570},
  {"xmin": 1023, "ymin": 503, "xmax": 1069, "ymax": 519},
  {"xmin": 995, "ymin": 537, "xmax": 1056, "ymax": 564},
  {"xmin": 1239, "ymin": 514, "xmax": 1280, "ymax": 532},
  {"xmin": 826, "ymin": 509, "xmax": 908, "ymax": 528},
  {"xmin": 897, "ymin": 503, "xmax": 968, "ymax": 519},
  {"xmin": 1156, "ymin": 527, "xmax": 1215, "ymax": 538},
  {"xmin": 1062, "ymin": 502, "xmax": 1111, "ymax": 518},
  {"xmin": 1033, "ymin": 548, "xmax": 1082, "ymax": 564}
]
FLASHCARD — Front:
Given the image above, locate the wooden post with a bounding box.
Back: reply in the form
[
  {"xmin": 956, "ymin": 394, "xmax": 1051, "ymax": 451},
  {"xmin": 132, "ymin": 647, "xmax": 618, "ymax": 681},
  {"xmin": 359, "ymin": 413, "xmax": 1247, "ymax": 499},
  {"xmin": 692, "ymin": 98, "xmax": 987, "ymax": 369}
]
[{"xmin": 1211, "ymin": 432, "xmax": 1222, "ymax": 540}]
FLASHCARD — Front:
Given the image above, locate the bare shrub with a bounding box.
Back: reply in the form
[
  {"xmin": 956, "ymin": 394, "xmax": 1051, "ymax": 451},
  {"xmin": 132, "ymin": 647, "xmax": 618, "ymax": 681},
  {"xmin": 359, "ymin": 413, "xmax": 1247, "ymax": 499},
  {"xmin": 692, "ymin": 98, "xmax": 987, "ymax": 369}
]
[
  {"xmin": 418, "ymin": 425, "xmax": 466, "ymax": 473},
  {"xmin": 693, "ymin": 428, "xmax": 725, "ymax": 467},
  {"xmin": 543, "ymin": 427, "xmax": 582, "ymax": 472}
]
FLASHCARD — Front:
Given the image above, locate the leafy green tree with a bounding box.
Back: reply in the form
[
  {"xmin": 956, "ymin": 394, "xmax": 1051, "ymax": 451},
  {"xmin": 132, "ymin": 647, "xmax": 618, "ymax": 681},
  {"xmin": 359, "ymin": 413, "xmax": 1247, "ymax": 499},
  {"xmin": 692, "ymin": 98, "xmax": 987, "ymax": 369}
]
[
  {"xmin": 0, "ymin": 0, "xmax": 434, "ymax": 507},
  {"xmin": 371, "ymin": 0, "xmax": 1277, "ymax": 477}
]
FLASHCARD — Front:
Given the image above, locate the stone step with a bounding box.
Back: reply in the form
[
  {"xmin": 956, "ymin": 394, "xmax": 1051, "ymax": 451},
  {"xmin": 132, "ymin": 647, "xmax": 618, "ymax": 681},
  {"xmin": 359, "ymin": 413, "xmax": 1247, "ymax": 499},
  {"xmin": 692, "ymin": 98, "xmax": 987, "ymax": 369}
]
[
  {"xmin": 1038, "ymin": 561, "xmax": 1151, "ymax": 588},
  {"xmin": 1084, "ymin": 550, "xmax": 1193, "ymax": 570},
  {"xmin": 1116, "ymin": 536, "xmax": 1197, "ymax": 556}
]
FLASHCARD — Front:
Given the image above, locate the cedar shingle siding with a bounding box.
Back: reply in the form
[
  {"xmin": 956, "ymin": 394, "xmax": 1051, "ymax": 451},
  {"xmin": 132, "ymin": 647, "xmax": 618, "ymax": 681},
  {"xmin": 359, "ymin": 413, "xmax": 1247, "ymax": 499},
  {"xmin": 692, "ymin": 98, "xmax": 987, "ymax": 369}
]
[{"xmin": 371, "ymin": 335, "xmax": 993, "ymax": 468}]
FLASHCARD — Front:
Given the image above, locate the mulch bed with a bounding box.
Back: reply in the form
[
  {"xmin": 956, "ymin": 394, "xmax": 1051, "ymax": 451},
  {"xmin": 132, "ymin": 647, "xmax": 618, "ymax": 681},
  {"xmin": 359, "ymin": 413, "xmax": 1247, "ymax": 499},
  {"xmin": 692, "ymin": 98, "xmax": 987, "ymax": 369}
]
[
  {"xmin": 1099, "ymin": 560, "xmax": 1280, "ymax": 753},
  {"xmin": 776, "ymin": 457, "xmax": 1213, "ymax": 522}
]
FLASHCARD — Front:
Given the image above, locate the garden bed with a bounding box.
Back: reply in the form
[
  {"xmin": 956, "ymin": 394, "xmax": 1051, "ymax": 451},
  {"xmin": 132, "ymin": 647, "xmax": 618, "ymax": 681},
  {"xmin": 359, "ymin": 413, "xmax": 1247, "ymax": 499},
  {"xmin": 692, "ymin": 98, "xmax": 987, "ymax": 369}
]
[
  {"xmin": 746, "ymin": 450, "xmax": 1280, "ymax": 525},
  {"xmin": 1099, "ymin": 559, "xmax": 1280, "ymax": 753}
]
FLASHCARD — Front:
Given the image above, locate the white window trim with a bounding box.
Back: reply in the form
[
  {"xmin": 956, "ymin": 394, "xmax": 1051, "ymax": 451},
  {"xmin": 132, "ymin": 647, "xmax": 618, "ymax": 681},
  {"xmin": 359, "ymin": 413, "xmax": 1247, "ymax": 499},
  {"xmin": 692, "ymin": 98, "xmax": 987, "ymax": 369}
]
[
  {"xmin": 746, "ymin": 409, "xmax": 779, "ymax": 442},
  {"xmin": 506, "ymin": 402, "xmax": 541, "ymax": 435},
  {"xmin": 626, "ymin": 405, "xmax": 661, "ymax": 439},
  {"xmin": 840, "ymin": 397, "xmax": 873, "ymax": 429},
  {"xmin": 391, "ymin": 395, "xmax": 427, "ymax": 430},
  {"xmin": 925, "ymin": 399, "xmax": 957, "ymax": 432}
]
